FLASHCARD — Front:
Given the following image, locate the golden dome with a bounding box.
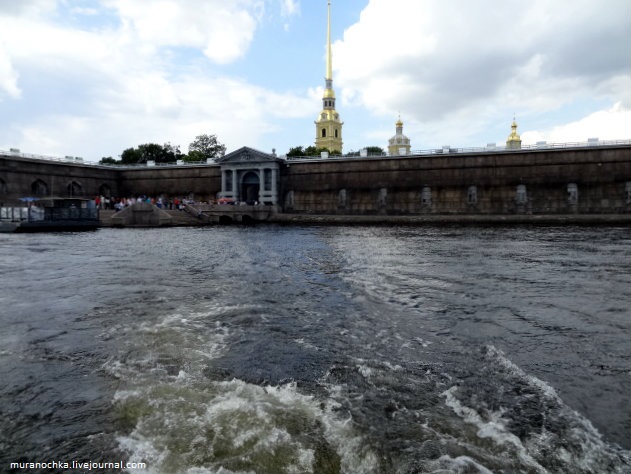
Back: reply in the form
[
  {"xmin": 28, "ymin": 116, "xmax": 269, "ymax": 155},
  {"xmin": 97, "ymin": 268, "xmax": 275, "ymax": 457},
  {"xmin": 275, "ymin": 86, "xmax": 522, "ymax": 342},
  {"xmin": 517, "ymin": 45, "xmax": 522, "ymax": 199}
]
[
  {"xmin": 506, "ymin": 117, "xmax": 522, "ymax": 149},
  {"xmin": 507, "ymin": 118, "xmax": 521, "ymax": 141}
]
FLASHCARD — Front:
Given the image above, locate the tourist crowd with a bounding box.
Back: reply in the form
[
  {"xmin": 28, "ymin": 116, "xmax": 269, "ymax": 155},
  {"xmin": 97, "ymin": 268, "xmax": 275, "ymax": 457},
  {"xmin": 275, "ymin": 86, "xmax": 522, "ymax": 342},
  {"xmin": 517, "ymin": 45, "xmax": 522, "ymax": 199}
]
[{"xmin": 94, "ymin": 196, "xmax": 203, "ymax": 211}]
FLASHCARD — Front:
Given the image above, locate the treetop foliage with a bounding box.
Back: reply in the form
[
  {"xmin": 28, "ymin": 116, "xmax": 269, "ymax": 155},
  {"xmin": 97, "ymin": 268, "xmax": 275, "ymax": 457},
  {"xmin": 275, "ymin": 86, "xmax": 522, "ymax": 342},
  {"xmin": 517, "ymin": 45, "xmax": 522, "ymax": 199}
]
[
  {"xmin": 286, "ymin": 145, "xmax": 383, "ymax": 158},
  {"xmin": 99, "ymin": 134, "xmax": 225, "ymax": 165},
  {"xmin": 189, "ymin": 134, "xmax": 226, "ymax": 161}
]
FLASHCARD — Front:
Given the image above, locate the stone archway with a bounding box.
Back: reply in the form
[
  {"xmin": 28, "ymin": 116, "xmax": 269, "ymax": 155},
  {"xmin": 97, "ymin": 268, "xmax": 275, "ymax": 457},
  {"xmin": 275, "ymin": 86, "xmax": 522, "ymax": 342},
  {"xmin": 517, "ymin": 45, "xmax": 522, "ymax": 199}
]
[
  {"xmin": 99, "ymin": 184, "xmax": 112, "ymax": 197},
  {"xmin": 31, "ymin": 179, "xmax": 48, "ymax": 196},
  {"xmin": 241, "ymin": 171, "xmax": 260, "ymax": 205},
  {"xmin": 67, "ymin": 181, "xmax": 83, "ymax": 197}
]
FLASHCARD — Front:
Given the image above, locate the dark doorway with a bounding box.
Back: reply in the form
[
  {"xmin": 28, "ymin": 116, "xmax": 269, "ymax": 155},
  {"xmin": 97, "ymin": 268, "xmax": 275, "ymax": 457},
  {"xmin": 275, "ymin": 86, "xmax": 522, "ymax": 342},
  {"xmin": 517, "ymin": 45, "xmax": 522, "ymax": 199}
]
[
  {"xmin": 31, "ymin": 179, "xmax": 48, "ymax": 196},
  {"xmin": 99, "ymin": 184, "xmax": 112, "ymax": 197},
  {"xmin": 67, "ymin": 181, "xmax": 83, "ymax": 197},
  {"xmin": 241, "ymin": 171, "xmax": 260, "ymax": 205}
]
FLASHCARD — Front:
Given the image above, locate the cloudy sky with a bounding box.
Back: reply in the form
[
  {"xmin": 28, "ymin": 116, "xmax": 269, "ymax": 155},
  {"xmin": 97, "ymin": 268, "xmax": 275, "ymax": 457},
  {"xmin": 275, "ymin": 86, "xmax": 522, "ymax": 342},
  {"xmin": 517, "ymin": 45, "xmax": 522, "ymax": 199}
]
[{"xmin": 0, "ymin": 0, "xmax": 629, "ymax": 161}]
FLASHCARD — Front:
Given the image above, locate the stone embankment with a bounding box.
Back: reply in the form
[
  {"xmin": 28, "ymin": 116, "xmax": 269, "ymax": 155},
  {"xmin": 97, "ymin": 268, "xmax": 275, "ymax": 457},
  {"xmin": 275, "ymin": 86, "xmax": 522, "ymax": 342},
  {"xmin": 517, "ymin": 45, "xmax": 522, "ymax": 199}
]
[
  {"xmin": 99, "ymin": 206, "xmax": 205, "ymax": 227},
  {"xmin": 269, "ymin": 213, "xmax": 631, "ymax": 226},
  {"xmin": 99, "ymin": 205, "xmax": 631, "ymax": 228}
]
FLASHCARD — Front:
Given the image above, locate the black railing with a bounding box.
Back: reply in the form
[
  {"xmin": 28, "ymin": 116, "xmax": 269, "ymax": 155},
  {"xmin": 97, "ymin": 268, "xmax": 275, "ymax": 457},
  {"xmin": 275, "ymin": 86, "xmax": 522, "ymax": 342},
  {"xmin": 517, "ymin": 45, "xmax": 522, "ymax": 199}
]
[{"xmin": 44, "ymin": 207, "xmax": 99, "ymax": 221}]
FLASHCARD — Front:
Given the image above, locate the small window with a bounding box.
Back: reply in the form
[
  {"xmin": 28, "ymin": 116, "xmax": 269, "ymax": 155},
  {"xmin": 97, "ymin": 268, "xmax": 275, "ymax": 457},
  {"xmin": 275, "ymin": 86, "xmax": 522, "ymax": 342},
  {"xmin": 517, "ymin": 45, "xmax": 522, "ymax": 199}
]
[
  {"xmin": 338, "ymin": 189, "xmax": 347, "ymax": 207},
  {"xmin": 335, "ymin": 129, "xmax": 338, "ymax": 138},
  {"xmin": 567, "ymin": 183, "xmax": 578, "ymax": 203},
  {"xmin": 516, "ymin": 184, "xmax": 527, "ymax": 204},
  {"xmin": 421, "ymin": 186, "xmax": 432, "ymax": 205},
  {"xmin": 322, "ymin": 128, "xmax": 326, "ymax": 138},
  {"xmin": 467, "ymin": 186, "xmax": 477, "ymax": 205}
]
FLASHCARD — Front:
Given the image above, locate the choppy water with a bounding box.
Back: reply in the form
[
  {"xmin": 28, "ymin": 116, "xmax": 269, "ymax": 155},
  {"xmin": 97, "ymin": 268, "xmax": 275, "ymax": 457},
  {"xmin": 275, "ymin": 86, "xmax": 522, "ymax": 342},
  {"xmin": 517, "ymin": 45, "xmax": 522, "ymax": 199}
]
[{"xmin": 0, "ymin": 225, "xmax": 629, "ymax": 473}]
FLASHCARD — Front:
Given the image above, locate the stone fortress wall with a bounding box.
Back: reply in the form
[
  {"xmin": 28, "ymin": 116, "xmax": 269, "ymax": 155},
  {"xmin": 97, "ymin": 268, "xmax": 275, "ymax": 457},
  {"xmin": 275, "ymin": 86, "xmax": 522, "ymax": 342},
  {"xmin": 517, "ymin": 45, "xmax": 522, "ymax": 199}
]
[
  {"xmin": 1, "ymin": 144, "xmax": 630, "ymax": 216},
  {"xmin": 282, "ymin": 145, "xmax": 631, "ymax": 215}
]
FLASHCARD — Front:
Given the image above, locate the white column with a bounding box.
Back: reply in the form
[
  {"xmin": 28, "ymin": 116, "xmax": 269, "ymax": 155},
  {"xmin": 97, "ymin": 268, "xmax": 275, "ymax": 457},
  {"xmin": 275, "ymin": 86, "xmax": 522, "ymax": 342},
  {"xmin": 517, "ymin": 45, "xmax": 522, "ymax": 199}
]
[
  {"xmin": 221, "ymin": 170, "xmax": 226, "ymax": 196},
  {"xmin": 271, "ymin": 168, "xmax": 278, "ymax": 204},
  {"xmin": 232, "ymin": 169, "xmax": 238, "ymax": 201}
]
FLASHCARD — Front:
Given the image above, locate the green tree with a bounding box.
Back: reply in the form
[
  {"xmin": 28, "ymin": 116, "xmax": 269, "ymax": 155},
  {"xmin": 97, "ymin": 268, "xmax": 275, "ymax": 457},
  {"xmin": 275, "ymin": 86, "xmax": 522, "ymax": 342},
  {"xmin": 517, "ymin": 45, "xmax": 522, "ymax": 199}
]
[
  {"xmin": 120, "ymin": 147, "xmax": 142, "ymax": 164},
  {"xmin": 99, "ymin": 156, "xmax": 118, "ymax": 165},
  {"xmin": 303, "ymin": 146, "xmax": 321, "ymax": 156},
  {"xmin": 287, "ymin": 145, "xmax": 333, "ymax": 158},
  {"xmin": 120, "ymin": 143, "xmax": 180, "ymax": 164},
  {"xmin": 183, "ymin": 150, "xmax": 205, "ymax": 162},
  {"xmin": 365, "ymin": 146, "xmax": 385, "ymax": 155},
  {"xmin": 162, "ymin": 142, "xmax": 183, "ymax": 161},
  {"xmin": 346, "ymin": 146, "xmax": 384, "ymax": 157},
  {"xmin": 286, "ymin": 146, "xmax": 305, "ymax": 158},
  {"xmin": 137, "ymin": 143, "xmax": 172, "ymax": 163},
  {"xmin": 188, "ymin": 134, "xmax": 226, "ymax": 161}
]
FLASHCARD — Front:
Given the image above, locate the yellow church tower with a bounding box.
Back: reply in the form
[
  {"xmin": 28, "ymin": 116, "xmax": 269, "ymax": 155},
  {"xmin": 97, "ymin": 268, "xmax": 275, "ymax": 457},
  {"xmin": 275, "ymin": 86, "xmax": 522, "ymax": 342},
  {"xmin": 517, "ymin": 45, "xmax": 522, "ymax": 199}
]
[
  {"xmin": 506, "ymin": 117, "xmax": 522, "ymax": 149},
  {"xmin": 315, "ymin": 0, "xmax": 343, "ymax": 154}
]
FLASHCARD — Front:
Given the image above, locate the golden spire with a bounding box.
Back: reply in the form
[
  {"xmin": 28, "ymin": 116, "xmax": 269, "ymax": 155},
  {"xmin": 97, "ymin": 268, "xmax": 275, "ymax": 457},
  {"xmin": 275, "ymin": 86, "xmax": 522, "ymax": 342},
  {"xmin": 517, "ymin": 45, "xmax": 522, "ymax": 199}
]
[
  {"xmin": 326, "ymin": 0, "xmax": 332, "ymax": 82},
  {"xmin": 315, "ymin": 0, "xmax": 343, "ymax": 153},
  {"xmin": 323, "ymin": 0, "xmax": 335, "ymax": 99}
]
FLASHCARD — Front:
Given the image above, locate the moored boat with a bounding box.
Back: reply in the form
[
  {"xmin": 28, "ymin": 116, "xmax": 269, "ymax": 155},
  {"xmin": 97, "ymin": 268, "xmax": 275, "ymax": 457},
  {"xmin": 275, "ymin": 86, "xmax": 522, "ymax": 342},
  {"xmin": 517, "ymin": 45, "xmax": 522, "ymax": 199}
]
[{"xmin": 0, "ymin": 197, "xmax": 100, "ymax": 232}]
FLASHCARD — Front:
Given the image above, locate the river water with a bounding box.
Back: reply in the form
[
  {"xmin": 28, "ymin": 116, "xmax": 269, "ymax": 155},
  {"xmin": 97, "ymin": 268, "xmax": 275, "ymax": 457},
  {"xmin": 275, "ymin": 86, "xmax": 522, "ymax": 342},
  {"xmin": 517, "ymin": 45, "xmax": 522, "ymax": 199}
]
[{"xmin": 0, "ymin": 225, "xmax": 629, "ymax": 473}]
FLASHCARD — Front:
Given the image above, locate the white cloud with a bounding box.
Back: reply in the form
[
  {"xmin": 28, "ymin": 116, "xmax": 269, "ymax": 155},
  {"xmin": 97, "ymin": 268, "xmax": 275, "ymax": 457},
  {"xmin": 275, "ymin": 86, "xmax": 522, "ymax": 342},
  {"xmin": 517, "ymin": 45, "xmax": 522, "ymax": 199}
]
[
  {"xmin": 0, "ymin": 0, "xmax": 314, "ymax": 158},
  {"xmin": 102, "ymin": 0, "xmax": 263, "ymax": 64},
  {"xmin": 280, "ymin": 0, "xmax": 299, "ymax": 17},
  {"xmin": 334, "ymin": 0, "xmax": 631, "ymax": 142},
  {"xmin": 69, "ymin": 7, "xmax": 100, "ymax": 16},
  {"xmin": 522, "ymin": 103, "xmax": 631, "ymax": 144},
  {"xmin": 0, "ymin": 43, "xmax": 21, "ymax": 100},
  {"xmin": 0, "ymin": 0, "xmax": 58, "ymax": 17},
  {"xmin": 1, "ymin": 0, "xmax": 629, "ymax": 158}
]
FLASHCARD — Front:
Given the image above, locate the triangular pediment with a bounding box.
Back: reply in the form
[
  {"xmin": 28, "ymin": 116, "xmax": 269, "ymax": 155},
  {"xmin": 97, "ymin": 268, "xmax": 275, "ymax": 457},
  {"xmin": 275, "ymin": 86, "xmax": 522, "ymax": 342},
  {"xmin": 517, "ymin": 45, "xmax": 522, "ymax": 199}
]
[{"xmin": 216, "ymin": 146, "xmax": 280, "ymax": 164}]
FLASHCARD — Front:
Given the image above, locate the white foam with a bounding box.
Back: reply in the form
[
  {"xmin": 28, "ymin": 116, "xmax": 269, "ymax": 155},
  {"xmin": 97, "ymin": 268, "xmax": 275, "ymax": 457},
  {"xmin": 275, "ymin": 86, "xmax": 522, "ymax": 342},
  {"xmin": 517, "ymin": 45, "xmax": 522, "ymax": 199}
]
[
  {"xmin": 117, "ymin": 378, "xmax": 379, "ymax": 473},
  {"xmin": 383, "ymin": 361, "xmax": 403, "ymax": 371},
  {"xmin": 426, "ymin": 454, "xmax": 493, "ymax": 474},
  {"xmin": 484, "ymin": 345, "xmax": 631, "ymax": 469},
  {"xmin": 358, "ymin": 364, "xmax": 374, "ymax": 378},
  {"xmin": 293, "ymin": 337, "xmax": 320, "ymax": 351},
  {"xmin": 484, "ymin": 345, "xmax": 560, "ymax": 401},
  {"xmin": 414, "ymin": 337, "xmax": 431, "ymax": 347},
  {"xmin": 442, "ymin": 386, "xmax": 549, "ymax": 473}
]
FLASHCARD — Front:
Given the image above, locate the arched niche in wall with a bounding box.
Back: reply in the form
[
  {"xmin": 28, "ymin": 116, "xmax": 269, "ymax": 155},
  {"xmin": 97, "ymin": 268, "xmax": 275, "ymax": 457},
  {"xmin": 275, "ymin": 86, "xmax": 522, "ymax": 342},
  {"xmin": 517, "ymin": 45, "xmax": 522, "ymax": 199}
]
[
  {"xmin": 67, "ymin": 181, "xmax": 84, "ymax": 197},
  {"xmin": 31, "ymin": 179, "xmax": 48, "ymax": 196}
]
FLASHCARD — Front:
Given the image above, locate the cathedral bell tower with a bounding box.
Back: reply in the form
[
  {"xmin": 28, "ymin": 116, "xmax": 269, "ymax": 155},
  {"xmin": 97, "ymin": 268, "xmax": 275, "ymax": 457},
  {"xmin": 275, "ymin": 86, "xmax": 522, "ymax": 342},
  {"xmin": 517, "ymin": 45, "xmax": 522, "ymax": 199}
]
[{"xmin": 315, "ymin": 0, "xmax": 343, "ymax": 154}]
